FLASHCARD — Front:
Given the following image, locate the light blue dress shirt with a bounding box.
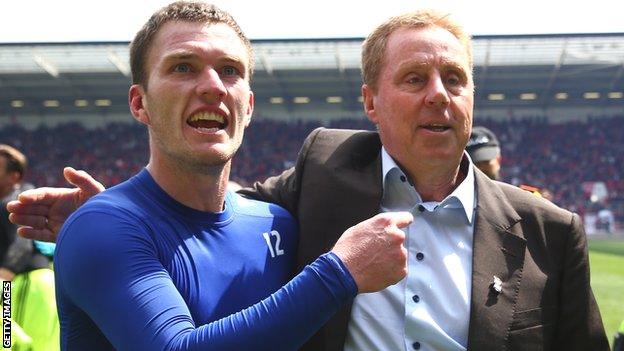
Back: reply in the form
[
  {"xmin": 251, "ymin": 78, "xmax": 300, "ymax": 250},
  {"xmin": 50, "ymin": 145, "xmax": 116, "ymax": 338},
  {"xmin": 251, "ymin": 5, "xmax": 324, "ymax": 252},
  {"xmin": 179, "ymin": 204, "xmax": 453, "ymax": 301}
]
[{"xmin": 344, "ymin": 147, "xmax": 476, "ymax": 351}]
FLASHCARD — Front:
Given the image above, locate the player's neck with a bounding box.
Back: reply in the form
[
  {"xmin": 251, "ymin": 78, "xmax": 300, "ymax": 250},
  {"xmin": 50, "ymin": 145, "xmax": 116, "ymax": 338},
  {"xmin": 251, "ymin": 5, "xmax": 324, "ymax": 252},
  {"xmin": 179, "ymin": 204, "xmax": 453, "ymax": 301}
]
[{"xmin": 146, "ymin": 154, "xmax": 230, "ymax": 213}]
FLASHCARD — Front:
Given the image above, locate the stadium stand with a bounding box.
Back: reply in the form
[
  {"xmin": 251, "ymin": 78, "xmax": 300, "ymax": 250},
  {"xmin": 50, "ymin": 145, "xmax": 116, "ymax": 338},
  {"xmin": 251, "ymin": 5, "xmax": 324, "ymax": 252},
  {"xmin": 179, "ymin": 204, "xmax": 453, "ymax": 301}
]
[{"xmin": 0, "ymin": 116, "xmax": 622, "ymax": 230}]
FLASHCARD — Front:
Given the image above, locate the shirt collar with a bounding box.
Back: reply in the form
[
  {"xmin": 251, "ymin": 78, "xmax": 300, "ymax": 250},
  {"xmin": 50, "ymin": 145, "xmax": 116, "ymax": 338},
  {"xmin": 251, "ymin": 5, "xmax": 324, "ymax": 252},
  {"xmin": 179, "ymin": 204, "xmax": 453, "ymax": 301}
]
[
  {"xmin": 452, "ymin": 154, "xmax": 476, "ymax": 223},
  {"xmin": 381, "ymin": 147, "xmax": 476, "ymax": 223},
  {"xmin": 381, "ymin": 146, "xmax": 400, "ymax": 187}
]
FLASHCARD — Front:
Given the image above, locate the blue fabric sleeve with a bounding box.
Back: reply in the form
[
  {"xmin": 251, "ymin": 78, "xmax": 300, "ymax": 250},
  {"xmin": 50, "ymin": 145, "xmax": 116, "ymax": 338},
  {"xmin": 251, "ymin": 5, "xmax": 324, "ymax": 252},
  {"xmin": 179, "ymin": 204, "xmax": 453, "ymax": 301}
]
[{"xmin": 55, "ymin": 210, "xmax": 357, "ymax": 351}]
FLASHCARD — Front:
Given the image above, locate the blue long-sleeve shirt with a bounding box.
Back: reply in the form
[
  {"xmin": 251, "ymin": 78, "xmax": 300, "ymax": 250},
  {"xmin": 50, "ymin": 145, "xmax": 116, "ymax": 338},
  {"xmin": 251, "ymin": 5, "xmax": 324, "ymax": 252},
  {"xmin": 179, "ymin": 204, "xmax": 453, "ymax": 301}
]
[{"xmin": 55, "ymin": 169, "xmax": 357, "ymax": 350}]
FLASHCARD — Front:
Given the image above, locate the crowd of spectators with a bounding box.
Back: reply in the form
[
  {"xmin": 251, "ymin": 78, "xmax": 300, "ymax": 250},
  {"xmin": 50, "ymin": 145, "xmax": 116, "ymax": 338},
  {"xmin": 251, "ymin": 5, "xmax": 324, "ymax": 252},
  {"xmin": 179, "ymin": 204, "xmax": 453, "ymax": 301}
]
[
  {"xmin": 480, "ymin": 116, "xmax": 624, "ymax": 227},
  {"xmin": 1, "ymin": 115, "xmax": 622, "ymax": 230}
]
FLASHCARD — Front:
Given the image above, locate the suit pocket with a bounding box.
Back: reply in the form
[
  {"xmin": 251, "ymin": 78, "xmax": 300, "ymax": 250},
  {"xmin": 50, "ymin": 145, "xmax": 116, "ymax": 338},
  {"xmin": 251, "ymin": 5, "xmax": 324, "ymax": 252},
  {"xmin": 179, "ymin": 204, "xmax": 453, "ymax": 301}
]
[
  {"xmin": 508, "ymin": 307, "xmax": 557, "ymax": 351},
  {"xmin": 509, "ymin": 306, "xmax": 557, "ymax": 331}
]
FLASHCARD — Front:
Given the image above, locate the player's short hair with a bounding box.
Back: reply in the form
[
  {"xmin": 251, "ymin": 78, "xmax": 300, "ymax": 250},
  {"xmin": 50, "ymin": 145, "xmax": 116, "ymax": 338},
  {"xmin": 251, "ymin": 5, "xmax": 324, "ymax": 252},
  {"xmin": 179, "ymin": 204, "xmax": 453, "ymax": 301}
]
[
  {"xmin": 130, "ymin": 1, "xmax": 254, "ymax": 88},
  {"xmin": 0, "ymin": 144, "xmax": 27, "ymax": 180},
  {"xmin": 361, "ymin": 9, "xmax": 473, "ymax": 91}
]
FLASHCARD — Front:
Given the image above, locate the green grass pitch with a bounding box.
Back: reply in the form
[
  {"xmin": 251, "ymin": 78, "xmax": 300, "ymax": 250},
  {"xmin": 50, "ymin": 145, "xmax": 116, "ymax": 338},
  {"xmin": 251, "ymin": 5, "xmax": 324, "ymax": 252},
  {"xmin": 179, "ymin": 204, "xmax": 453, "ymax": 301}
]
[{"xmin": 589, "ymin": 238, "xmax": 624, "ymax": 348}]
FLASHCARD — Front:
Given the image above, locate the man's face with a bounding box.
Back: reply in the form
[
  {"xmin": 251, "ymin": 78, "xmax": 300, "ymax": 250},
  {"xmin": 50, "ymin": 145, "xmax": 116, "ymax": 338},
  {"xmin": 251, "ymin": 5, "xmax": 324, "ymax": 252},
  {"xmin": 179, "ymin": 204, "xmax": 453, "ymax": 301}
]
[
  {"xmin": 130, "ymin": 21, "xmax": 254, "ymax": 171},
  {"xmin": 363, "ymin": 26, "xmax": 474, "ymax": 174}
]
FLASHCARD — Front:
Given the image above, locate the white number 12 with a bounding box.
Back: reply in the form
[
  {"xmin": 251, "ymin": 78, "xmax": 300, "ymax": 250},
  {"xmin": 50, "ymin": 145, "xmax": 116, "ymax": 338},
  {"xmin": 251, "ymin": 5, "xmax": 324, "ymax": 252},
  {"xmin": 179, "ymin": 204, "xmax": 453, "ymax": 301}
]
[{"xmin": 263, "ymin": 230, "xmax": 284, "ymax": 258}]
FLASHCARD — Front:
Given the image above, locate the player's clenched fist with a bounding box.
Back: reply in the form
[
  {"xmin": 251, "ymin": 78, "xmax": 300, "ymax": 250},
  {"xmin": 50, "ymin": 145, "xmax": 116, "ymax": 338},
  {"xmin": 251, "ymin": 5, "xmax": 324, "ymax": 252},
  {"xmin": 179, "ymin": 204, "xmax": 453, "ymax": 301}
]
[{"xmin": 331, "ymin": 211, "xmax": 412, "ymax": 293}]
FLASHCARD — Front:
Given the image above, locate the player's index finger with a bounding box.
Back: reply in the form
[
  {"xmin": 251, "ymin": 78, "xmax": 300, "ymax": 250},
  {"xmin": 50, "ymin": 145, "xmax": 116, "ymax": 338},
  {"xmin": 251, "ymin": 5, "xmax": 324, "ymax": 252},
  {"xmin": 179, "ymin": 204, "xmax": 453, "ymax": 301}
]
[{"xmin": 17, "ymin": 187, "xmax": 65, "ymax": 205}]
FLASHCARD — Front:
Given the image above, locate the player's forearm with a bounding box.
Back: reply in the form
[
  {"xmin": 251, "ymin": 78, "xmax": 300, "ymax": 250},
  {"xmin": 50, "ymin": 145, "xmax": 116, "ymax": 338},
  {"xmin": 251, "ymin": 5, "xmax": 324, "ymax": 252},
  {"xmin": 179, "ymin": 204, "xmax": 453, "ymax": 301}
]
[{"xmin": 169, "ymin": 252, "xmax": 356, "ymax": 350}]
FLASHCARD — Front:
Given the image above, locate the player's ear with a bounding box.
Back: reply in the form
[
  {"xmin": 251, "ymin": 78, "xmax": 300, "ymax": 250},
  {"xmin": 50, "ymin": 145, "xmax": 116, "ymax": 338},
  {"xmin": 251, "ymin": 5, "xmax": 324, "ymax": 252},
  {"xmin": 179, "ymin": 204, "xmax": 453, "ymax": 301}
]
[
  {"xmin": 243, "ymin": 91, "xmax": 254, "ymax": 128},
  {"xmin": 129, "ymin": 85, "xmax": 150, "ymax": 126}
]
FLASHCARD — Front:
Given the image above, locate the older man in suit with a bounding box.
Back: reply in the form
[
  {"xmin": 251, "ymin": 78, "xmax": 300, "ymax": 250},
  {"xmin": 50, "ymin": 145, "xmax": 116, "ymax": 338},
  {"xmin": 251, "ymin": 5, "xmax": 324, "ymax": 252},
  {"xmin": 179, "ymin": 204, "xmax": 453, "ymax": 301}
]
[
  {"xmin": 240, "ymin": 10, "xmax": 608, "ymax": 351},
  {"xmin": 9, "ymin": 9, "xmax": 607, "ymax": 351}
]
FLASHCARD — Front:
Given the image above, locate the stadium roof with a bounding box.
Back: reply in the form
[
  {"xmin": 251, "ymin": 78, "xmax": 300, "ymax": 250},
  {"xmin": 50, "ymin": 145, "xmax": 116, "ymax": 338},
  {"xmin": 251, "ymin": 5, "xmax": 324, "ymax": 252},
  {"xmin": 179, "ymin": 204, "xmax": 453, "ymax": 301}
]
[{"xmin": 1, "ymin": 33, "xmax": 624, "ymax": 117}]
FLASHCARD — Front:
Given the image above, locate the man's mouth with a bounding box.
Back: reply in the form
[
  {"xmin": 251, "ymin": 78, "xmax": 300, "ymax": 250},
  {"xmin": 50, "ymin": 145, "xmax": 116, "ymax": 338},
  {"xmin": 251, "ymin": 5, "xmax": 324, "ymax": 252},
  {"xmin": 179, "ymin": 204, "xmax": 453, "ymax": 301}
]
[
  {"xmin": 422, "ymin": 124, "xmax": 450, "ymax": 132},
  {"xmin": 187, "ymin": 112, "xmax": 227, "ymax": 132}
]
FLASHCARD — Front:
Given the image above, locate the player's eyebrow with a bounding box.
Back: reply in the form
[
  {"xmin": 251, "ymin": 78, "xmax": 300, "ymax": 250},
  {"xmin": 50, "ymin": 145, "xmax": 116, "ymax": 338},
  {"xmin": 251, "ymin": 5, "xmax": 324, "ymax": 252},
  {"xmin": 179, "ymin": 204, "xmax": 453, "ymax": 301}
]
[{"xmin": 162, "ymin": 50, "xmax": 199, "ymax": 61}]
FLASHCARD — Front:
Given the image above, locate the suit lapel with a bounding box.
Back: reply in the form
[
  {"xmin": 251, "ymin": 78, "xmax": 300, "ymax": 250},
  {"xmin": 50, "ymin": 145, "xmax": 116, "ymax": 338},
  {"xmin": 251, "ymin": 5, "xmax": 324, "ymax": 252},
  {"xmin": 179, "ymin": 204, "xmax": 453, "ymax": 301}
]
[{"xmin": 468, "ymin": 171, "xmax": 526, "ymax": 350}]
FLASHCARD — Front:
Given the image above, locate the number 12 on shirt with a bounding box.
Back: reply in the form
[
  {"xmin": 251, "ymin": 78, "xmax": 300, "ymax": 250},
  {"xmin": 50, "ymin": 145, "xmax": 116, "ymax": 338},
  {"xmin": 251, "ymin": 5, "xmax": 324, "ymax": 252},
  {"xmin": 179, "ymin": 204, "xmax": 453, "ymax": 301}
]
[{"xmin": 262, "ymin": 230, "xmax": 284, "ymax": 258}]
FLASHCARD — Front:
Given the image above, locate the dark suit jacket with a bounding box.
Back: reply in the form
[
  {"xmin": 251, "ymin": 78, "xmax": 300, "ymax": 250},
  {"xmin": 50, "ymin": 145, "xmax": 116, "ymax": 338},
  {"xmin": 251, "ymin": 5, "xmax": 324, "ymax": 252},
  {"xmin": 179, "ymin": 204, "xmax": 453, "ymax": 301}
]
[{"xmin": 240, "ymin": 128, "xmax": 608, "ymax": 351}]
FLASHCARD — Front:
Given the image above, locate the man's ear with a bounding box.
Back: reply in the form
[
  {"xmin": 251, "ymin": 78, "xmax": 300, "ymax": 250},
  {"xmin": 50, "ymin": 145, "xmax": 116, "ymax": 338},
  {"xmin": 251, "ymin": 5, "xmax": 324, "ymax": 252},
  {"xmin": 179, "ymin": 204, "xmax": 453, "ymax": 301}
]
[
  {"xmin": 243, "ymin": 91, "xmax": 254, "ymax": 128},
  {"xmin": 362, "ymin": 84, "xmax": 378, "ymax": 124},
  {"xmin": 129, "ymin": 84, "xmax": 149, "ymax": 126}
]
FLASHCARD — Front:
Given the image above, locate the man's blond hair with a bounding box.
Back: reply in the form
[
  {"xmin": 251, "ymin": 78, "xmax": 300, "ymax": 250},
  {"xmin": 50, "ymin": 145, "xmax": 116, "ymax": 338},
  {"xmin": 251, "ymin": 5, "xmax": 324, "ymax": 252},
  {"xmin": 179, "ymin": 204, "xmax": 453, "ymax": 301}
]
[{"xmin": 361, "ymin": 10, "xmax": 473, "ymax": 90}]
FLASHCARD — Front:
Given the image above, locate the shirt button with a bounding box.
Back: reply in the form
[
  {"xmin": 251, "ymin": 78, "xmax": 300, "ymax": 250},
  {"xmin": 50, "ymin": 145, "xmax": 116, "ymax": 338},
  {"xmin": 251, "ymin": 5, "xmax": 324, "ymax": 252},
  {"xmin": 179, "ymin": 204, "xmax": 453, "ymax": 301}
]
[
  {"xmin": 412, "ymin": 295, "xmax": 420, "ymax": 303},
  {"xmin": 416, "ymin": 252, "xmax": 424, "ymax": 261},
  {"xmin": 412, "ymin": 341, "xmax": 421, "ymax": 349},
  {"xmin": 400, "ymin": 175, "xmax": 407, "ymax": 182}
]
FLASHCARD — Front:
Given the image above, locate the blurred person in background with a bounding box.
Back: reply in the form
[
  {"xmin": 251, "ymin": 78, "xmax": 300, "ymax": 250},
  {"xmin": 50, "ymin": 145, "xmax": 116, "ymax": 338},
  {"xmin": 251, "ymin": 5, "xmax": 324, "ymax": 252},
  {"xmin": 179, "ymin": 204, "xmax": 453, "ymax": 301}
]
[
  {"xmin": 0, "ymin": 144, "xmax": 58, "ymax": 351},
  {"xmin": 465, "ymin": 126, "xmax": 501, "ymax": 180},
  {"xmin": 467, "ymin": 125, "xmax": 555, "ymax": 202}
]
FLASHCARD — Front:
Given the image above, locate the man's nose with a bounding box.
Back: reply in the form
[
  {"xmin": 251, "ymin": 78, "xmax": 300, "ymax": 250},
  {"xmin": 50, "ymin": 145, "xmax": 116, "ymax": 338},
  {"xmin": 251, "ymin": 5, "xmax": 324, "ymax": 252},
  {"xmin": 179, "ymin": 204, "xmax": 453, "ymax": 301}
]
[
  {"xmin": 425, "ymin": 74, "xmax": 450, "ymax": 108},
  {"xmin": 196, "ymin": 68, "xmax": 227, "ymax": 102}
]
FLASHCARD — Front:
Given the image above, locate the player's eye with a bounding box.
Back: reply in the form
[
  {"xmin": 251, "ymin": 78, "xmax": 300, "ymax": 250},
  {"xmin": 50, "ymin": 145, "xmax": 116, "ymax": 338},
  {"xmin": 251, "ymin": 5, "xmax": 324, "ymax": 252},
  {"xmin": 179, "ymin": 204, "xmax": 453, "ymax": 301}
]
[
  {"xmin": 222, "ymin": 66, "xmax": 240, "ymax": 77},
  {"xmin": 173, "ymin": 63, "xmax": 192, "ymax": 73}
]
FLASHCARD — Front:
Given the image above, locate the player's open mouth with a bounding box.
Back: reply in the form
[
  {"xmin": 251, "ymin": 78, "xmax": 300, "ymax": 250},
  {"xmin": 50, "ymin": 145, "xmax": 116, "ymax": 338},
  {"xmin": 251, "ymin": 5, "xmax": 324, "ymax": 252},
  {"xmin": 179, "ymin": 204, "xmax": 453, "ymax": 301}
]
[
  {"xmin": 187, "ymin": 112, "xmax": 228, "ymax": 132},
  {"xmin": 422, "ymin": 124, "xmax": 450, "ymax": 132}
]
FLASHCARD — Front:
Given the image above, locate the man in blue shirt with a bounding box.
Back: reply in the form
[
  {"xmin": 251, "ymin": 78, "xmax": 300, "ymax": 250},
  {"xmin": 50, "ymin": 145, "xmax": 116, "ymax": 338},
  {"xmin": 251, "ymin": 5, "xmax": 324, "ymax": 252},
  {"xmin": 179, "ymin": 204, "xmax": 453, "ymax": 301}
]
[{"xmin": 12, "ymin": 2, "xmax": 411, "ymax": 350}]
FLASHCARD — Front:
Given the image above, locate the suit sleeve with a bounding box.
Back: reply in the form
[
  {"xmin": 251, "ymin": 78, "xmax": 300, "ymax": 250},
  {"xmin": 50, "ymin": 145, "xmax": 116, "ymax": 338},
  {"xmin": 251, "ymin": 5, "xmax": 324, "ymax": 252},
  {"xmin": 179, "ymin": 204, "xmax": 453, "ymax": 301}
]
[
  {"xmin": 55, "ymin": 209, "xmax": 357, "ymax": 351},
  {"xmin": 238, "ymin": 128, "xmax": 323, "ymax": 214},
  {"xmin": 555, "ymin": 213, "xmax": 609, "ymax": 350}
]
